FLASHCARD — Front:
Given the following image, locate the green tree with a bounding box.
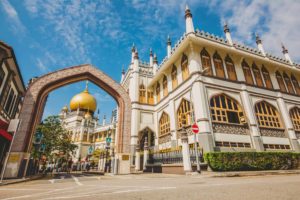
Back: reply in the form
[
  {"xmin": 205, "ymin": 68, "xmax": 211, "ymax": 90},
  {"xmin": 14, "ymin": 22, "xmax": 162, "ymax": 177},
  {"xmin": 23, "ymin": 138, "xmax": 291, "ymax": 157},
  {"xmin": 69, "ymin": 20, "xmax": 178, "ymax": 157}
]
[{"xmin": 32, "ymin": 115, "xmax": 77, "ymax": 160}]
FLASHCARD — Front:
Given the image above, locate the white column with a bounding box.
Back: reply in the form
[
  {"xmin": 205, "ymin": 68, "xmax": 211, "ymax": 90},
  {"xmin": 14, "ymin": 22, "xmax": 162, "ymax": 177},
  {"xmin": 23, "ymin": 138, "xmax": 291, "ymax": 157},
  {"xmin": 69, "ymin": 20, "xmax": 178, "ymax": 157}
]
[
  {"xmin": 240, "ymin": 88, "xmax": 264, "ymax": 151},
  {"xmin": 167, "ymin": 36, "xmax": 171, "ymax": 58},
  {"xmin": 180, "ymin": 129, "xmax": 192, "ymax": 172},
  {"xmin": 135, "ymin": 147, "xmax": 141, "ymax": 171},
  {"xmin": 188, "ymin": 48, "xmax": 201, "ymax": 74},
  {"xmin": 169, "ymin": 99, "xmax": 177, "ymax": 145},
  {"xmin": 224, "ymin": 24, "xmax": 233, "ymax": 46},
  {"xmin": 143, "ymin": 138, "xmax": 149, "ymax": 170},
  {"xmin": 191, "ymin": 80, "xmax": 214, "ymax": 152},
  {"xmin": 277, "ymin": 98, "xmax": 300, "ymax": 152},
  {"xmin": 185, "ymin": 5, "xmax": 194, "ymax": 34}
]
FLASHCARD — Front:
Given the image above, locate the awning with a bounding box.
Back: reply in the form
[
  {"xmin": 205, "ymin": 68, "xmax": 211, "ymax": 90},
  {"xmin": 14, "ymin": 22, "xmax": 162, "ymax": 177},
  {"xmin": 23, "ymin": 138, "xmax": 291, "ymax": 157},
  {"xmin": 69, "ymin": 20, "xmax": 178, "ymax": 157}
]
[
  {"xmin": 0, "ymin": 129, "xmax": 12, "ymax": 141},
  {"xmin": 0, "ymin": 119, "xmax": 9, "ymax": 130}
]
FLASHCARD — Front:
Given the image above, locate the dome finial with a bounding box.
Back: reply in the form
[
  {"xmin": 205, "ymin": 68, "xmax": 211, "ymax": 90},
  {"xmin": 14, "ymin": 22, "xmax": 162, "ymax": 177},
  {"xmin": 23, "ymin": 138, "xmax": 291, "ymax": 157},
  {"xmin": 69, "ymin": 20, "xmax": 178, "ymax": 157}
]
[{"xmin": 85, "ymin": 80, "xmax": 89, "ymax": 92}]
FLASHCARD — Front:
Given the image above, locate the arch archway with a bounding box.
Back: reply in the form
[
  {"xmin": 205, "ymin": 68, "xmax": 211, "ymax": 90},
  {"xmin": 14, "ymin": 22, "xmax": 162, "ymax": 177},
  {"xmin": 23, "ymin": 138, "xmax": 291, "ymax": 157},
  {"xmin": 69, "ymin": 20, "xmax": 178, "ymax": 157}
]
[{"xmin": 10, "ymin": 64, "xmax": 131, "ymax": 177}]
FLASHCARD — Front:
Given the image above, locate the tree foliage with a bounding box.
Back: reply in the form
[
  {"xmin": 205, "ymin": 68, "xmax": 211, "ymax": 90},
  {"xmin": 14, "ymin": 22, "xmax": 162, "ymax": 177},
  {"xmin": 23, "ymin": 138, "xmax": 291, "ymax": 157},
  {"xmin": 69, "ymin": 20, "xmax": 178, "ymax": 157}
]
[{"xmin": 31, "ymin": 115, "xmax": 77, "ymax": 159}]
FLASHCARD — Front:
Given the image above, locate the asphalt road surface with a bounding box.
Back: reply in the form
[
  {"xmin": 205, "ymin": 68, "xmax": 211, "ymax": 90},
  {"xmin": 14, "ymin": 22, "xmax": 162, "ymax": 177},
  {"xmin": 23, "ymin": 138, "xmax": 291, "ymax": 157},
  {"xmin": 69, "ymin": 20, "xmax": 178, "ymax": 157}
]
[{"xmin": 0, "ymin": 173, "xmax": 300, "ymax": 200}]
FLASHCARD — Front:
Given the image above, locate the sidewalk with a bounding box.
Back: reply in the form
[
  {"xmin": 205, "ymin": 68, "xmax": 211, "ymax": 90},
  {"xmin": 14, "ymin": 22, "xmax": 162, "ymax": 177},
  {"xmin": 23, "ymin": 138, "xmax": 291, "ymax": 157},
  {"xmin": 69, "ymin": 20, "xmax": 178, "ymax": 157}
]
[{"xmin": 0, "ymin": 174, "xmax": 45, "ymax": 186}]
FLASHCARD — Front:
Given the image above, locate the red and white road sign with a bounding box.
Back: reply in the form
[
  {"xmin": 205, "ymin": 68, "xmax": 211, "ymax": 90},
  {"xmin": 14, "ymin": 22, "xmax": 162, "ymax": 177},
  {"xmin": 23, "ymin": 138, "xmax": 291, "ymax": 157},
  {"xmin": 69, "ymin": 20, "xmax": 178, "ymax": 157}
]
[{"xmin": 192, "ymin": 123, "xmax": 199, "ymax": 134}]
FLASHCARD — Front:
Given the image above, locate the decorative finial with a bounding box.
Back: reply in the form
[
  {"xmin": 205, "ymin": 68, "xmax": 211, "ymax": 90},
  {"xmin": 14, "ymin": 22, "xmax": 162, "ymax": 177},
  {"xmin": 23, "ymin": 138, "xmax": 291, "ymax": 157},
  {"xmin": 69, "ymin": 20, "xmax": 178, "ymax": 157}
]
[
  {"xmin": 85, "ymin": 80, "xmax": 89, "ymax": 92},
  {"xmin": 134, "ymin": 48, "xmax": 139, "ymax": 59},
  {"xmin": 281, "ymin": 42, "xmax": 288, "ymax": 54},
  {"xmin": 167, "ymin": 35, "xmax": 171, "ymax": 45},
  {"xmin": 223, "ymin": 21, "xmax": 230, "ymax": 33},
  {"xmin": 131, "ymin": 43, "xmax": 135, "ymax": 52},
  {"xmin": 255, "ymin": 33, "xmax": 262, "ymax": 44},
  {"xmin": 185, "ymin": 4, "xmax": 192, "ymax": 18},
  {"xmin": 153, "ymin": 53, "xmax": 158, "ymax": 64},
  {"xmin": 122, "ymin": 65, "xmax": 125, "ymax": 74},
  {"xmin": 150, "ymin": 48, "xmax": 153, "ymax": 56}
]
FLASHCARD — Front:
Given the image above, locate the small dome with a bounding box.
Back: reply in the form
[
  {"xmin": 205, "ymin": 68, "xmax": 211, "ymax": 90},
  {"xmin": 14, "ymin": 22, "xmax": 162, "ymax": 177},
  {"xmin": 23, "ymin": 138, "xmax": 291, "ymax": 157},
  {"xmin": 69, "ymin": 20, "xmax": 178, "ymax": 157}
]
[
  {"xmin": 70, "ymin": 82, "xmax": 97, "ymax": 112},
  {"xmin": 84, "ymin": 112, "xmax": 92, "ymax": 120},
  {"xmin": 62, "ymin": 105, "xmax": 68, "ymax": 112}
]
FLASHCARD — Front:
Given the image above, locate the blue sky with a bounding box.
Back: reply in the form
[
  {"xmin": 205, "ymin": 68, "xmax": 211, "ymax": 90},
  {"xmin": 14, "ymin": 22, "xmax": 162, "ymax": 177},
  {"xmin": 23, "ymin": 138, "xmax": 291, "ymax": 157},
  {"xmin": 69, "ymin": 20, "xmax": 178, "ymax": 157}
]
[{"xmin": 1, "ymin": 0, "xmax": 300, "ymax": 120}]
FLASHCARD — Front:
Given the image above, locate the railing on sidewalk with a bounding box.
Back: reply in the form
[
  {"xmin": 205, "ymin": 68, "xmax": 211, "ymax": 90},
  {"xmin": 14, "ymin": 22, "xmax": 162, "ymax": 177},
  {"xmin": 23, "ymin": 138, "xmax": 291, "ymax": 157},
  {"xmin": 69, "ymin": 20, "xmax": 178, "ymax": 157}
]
[{"xmin": 147, "ymin": 147, "xmax": 183, "ymax": 164}]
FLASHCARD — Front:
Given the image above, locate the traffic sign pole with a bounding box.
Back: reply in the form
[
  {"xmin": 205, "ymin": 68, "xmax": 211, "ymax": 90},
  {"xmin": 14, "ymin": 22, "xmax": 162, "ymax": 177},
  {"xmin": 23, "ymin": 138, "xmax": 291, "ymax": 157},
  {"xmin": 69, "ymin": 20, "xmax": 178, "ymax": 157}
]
[{"xmin": 192, "ymin": 123, "xmax": 201, "ymax": 173}]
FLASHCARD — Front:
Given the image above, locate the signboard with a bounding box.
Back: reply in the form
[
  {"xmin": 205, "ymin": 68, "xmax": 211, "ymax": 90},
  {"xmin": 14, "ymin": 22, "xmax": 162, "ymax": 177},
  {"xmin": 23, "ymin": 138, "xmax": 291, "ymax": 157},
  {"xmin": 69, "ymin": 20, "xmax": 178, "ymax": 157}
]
[
  {"xmin": 7, "ymin": 119, "xmax": 20, "ymax": 133},
  {"xmin": 8, "ymin": 154, "xmax": 20, "ymax": 162},
  {"xmin": 122, "ymin": 155, "xmax": 129, "ymax": 160},
  {"xmin": 192, "ymin": 123, "xmax": 199, "ymax": 134},
  {"xmin": 106, "ymin": 137, "xmax": 112, "ymax": 143}
]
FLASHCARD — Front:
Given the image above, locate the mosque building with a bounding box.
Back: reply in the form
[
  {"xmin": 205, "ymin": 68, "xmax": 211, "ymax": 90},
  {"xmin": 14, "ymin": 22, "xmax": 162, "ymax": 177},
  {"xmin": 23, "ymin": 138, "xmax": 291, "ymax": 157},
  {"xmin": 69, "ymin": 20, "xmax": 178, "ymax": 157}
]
[
  {"xmin": 120, "ymin": 5, "xmax": 300, "ymax": 172},
  {"xmin": 59, "ymin": 6, "xmax": 300, "ymax": 173},
  {"xmin": 59, "ymin": 82, "xmax": 117, "ymax": 164}
]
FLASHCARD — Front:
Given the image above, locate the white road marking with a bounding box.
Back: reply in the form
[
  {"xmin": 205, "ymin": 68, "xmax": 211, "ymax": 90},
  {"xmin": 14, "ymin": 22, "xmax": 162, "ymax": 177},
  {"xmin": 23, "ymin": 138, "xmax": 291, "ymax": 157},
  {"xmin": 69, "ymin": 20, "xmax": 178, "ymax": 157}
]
[
  {"xmin": 71, "ymin": 175, "xmax": 83, "ymax": 186},
  {"xmin": 48, "ymin": 179, "xmax": 55, "ymax": 184}
]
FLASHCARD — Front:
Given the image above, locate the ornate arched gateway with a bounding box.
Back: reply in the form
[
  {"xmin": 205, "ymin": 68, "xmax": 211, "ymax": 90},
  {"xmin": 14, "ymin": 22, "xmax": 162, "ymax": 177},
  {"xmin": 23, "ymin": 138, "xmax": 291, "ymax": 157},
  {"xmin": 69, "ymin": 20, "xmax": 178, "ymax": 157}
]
[{"xmin": 7, "ymin": 64, "xmax": 131, "ymax": 177}]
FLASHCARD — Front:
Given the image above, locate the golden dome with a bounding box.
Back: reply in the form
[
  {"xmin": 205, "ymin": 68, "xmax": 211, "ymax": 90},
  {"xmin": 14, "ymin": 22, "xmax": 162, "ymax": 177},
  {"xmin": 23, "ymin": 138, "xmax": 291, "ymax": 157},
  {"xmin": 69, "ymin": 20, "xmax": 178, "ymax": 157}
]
[{"xmin": 70, "ymin": 82, "xmax": 97, "ymax": 112}]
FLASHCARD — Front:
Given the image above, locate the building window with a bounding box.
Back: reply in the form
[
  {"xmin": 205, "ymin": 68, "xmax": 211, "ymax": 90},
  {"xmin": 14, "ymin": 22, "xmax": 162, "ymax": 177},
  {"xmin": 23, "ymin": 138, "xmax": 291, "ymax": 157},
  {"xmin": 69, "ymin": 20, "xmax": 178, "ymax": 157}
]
[
  {"xmin": 261, "ymin": 66, "xmax": 273, "ymax": 89},
  {"xmin": 242, "ymin": 60, "xmax": 254, "ymax": 85},
  {"xmin": 290, "ymin": 107, "xmax": 300, "ymax": 131},
  {"xmin": 156, "ymin": 83, "xmax": 160, "ymax": 102},
  {"xmin": 213, "ymin": 52, "xmax": 225, "ymax": 78},
  {"xmin": 291, "ymin": 75, "xmax": 300, "ymax": 95},
  {"xmin": 276, "ymin": 71, "xmax": 287, "ymax": 93},
  {"xmin": 177, "ymin": 99, "xmax": 192, "ymax": 129},
  {"xmin": 163, "ymin": 75, "xmax": 168, "ymax": 97},
  {"xmin": 0, "ymin": 66, "xmax": 5, "ymax": 88},
  {"xmin": 139, "ymin": 84, "xmax": 146, "ymax": 103},
  {"xmin": 252, "ymin": 63, "xmax": 264, "ymax": 87},
  {"xmin": 171, "ymin": 65, "xmax": 178, "ymax": 89},
  {"xmin": 225, "ymin": 55, "xmax": 237, "ymax": 81},
  {"xmin": 263, "ymin": 144, "xmax": 290, "ymax": 150},
  {"xmin": 4, "ymin": 88, "xmax": 14, "ymax": 113},
  {"xmin": 181, "ymin": 54, "xmax": 189, "ymax": 81},
  {"xmin": 159, "ymin": 112, "xmax": 170, "ymax": 136},
  {"xmin": 147, "ymin": 90, "xmax": 154, "ymax": 105},
  {"xmin": 210, "ymin": 94, "xmax": 245, "ymax": 124},
  {"xmin": 215, "ymin": 141, "xmax": 251, "ymax": 148},
  {"xmin": 200, "ymin": 48, "xmax": 212, "ymax": 76},
  {"xmin": 283, "ymin": 72, "xmax": 295, "ymax": 94},
  {"xmin": 255, "ymin": 101, "xmax": 282, "ymax": 128}
]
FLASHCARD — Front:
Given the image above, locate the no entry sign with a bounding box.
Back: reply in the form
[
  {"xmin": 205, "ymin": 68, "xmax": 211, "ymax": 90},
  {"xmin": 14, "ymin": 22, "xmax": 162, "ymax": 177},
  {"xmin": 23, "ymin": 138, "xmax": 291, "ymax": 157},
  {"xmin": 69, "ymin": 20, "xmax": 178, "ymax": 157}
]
[{"xmin": 192, "ymin": 123, "xmax": 199, "ymax": 134}]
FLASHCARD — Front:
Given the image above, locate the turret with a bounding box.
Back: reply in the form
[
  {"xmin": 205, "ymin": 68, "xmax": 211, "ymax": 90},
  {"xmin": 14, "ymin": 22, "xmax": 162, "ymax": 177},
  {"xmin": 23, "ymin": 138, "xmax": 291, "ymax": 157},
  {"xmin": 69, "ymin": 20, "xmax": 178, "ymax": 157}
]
[
  {"xmin": 255, "ymin": 34, "xmax": 266, "ymax": 56},
  {"xmin": 131, "ymin": 43, "xmax": 135, "ymax": 64},
  {"xmin": 167, "ymin": 35, "xmax": 171, "ymax": 58},
  {"xmin": 223, "ymin": 23, "xmax": 233, "ymax": 46},
  {"xmin": 149, "ymin": 48, "xmax": 153, "ymax": 67},
  {"xmin": 153, "ymin": 53, "xmax": 158, "ymax": 75},
  {"xmin": 102, "ymin": 115, "xmax": 106, "ymax": 126},
  {"xmin": 133, "ymin": 48, "xmax": 139, "ymax": 71},
  {"xmin": 121, "ymin": 65, "xmax": 125, "ymax": 82},
  {"xmin": 282, "ymin": 43, "xmax": 293, "ymax": 65},
  {"xmin": 185, "ymin": 5, "xmax": 194, "ymax": 34}
]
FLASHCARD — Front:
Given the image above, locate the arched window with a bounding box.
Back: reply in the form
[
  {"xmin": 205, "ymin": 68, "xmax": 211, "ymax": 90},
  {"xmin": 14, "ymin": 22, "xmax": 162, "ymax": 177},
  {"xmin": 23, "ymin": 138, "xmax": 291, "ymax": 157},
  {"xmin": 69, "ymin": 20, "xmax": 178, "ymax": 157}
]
[
  {"xmin": 255, "ymin": 101, "xmax": 282, "ymax": 128},
  {"xmin": 147, "ymin": 90, "xmax": 154, "ymax": 105},
  {"xmin": 283, "ymin": 72, "xmax": 295, "ymax": 94},
  {"xmin": 290, "ymin": 107, "xmax": 300, "ymax": 131},
  {"xmin": 225, "ymin": 55, "xmax": 237, "ymax": 81},
  {"xmin": 210, "ymin": 94, "xmax": 245, "ymax": 124},
  {"xmin": 159, "ymin": 112, "xmax": 170, "ymax": 136},
  {"xmin": 163, "ymin": 75, "xmax": 168, "ymax": 97},
  {"xmin": 177, "ymin": 99, "xmax": 192, "ymax": 129},
  {"xmin": 139, "ymin": 84, "xmax": 146, "ymax": 103},
  {"xmin": 171, "ymin": 65, "xmax": 178, "ymax": 89},
  {"xmin": 276, "ymin": 71, "xmax": 287, "ymax": 92},
  {"xmin": 261, "ymin": 66, "xmax": 273, "ymax": 89},
  {"xmin": 242, "ymin": 60, "xmax": 254, "ymax": 85},
  {"xmin": 201, "ymin": 48, "xmax": 212, "ymax": 76},
  {"xmin": 156, "ymin": 83, "xmax": 161, "ymax": 102},
  {"xmin": 291, "ymin": 75, "xmax": 300, "ymax": 95},
  {"xmin": 213, "ymin": 52, "xmax": 225, "ymax": 78},
  {"xmin": 252, "ymin": 63, "xmax": 264, "ymax": 87},
  {"xmin": 181, "ymin": 54, "xmax": 189, "ymax": 81}
]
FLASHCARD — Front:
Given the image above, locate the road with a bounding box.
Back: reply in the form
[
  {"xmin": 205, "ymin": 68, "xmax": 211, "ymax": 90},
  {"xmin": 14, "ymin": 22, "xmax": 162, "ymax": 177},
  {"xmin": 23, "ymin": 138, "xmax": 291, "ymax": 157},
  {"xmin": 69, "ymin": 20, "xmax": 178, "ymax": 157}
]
[{"xmin": 0, "ymin": 173, "xmax": 300, "ymax": 200}]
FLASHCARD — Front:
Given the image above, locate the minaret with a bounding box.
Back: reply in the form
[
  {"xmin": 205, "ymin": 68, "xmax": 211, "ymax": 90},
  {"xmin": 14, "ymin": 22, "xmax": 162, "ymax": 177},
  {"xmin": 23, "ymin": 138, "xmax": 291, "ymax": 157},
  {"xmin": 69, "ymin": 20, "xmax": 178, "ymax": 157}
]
[
  {"xmin": 153, "ymin": 53, "xmax": 158, "ymax": 75},
  {"xmin": 133, "ymin": 48, "xmax": 139, "ymax": 71},
  {"xmin": 255, "ymin": 34, "xmax": 266, "ymax": 56},
  {"xmin": 185, "ymin": 5, "xmax": 194, "ymax": 34},
  {"xmin": 121, "ymin": 65, "xmax": 125, "ymax": 82},
  {"xmin": 224, "ymin": 23, "xmax": 233, "ymax": 46},
  {"xmin": 149, "ymin": 48, "xmax": 153, "ymax": 67},
  {"xmin": 281, "ymin": 43, "xmax": 293, "ymax": 65},
  {"xmin": 131, "ymin": 43, "xmax": 136, "ymax": 64},
  {"xmin": 167, "ymin": 35, "xmax": 171, "ymax": 58},
  {"xmin": 102, "ymin": 115, "xmax": 106, "ymax": 126}
]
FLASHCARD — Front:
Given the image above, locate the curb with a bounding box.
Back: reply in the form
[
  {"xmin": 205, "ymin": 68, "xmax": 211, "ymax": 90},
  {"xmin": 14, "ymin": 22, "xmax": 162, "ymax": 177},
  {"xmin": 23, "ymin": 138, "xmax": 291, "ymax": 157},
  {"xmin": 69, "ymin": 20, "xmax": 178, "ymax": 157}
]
[
  {"xmin": 0, "ymin": 174, "xmax": 45, "ymax": 186},
  {"xmin": 210, "ymin": 170, "xmax": 300, "ymax": 178}
]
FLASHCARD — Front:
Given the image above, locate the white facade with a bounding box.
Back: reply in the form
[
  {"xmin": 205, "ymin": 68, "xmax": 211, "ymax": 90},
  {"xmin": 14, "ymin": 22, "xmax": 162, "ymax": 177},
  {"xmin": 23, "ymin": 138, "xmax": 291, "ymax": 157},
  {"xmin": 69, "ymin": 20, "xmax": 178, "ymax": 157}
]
[{"xmin": 119, "ymin": 6, "xmax": 300, "ymax": 163}]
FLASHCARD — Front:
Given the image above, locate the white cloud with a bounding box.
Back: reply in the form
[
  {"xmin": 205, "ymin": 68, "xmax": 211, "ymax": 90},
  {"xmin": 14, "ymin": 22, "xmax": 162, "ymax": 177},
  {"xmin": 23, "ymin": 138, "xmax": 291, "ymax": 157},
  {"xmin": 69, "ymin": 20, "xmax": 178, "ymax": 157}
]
[
  {"xmin": 36, "ymin": 58, "xmax": 48, "ymax": 72},
  {"xmin": 205, "ymin": 0, "xmax": 300, "ymax": 62},
  {"xmin": 1, "ymin": 0, "xmax": 26, "ymax": 33}
]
